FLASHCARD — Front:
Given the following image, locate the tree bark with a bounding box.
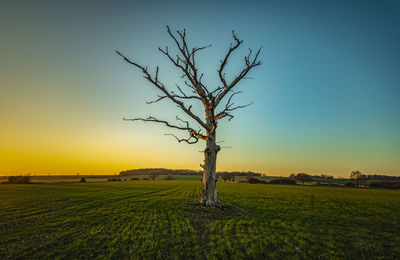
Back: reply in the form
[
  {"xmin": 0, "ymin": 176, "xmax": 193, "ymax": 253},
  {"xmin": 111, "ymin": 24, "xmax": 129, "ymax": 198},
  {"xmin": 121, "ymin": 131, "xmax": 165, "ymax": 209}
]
[{"xmin": 199, "ymin": 132, "xmax": 222, "ymax": 206}]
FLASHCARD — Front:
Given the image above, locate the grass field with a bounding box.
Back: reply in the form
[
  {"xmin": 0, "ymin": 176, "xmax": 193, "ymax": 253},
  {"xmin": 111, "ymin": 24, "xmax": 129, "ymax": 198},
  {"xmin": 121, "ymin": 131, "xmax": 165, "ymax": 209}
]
[{"xmin": 1, "ymin": 181, "xmax": 399, "ymax": 259}]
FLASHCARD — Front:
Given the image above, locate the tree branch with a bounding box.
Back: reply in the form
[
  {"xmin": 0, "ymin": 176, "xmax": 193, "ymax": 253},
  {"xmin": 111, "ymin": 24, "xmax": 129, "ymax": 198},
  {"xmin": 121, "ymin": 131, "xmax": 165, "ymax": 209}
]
[
  {"xmin": 164, "ymin": 133, "xmax": 199, "ymax": 144},
  {"xmin": 123, "ymin": 116, "xmax": 207, "ymax": 142},
  {"xmin": 215, "ymin": 31, "xmax": 261, "ymax": 107},
  {"xmin": 146, "ymin": 95, "xmax": 167, "ymax": 104},
  {"xmin": 116, "ymin": 50, "xmax": 209, "ymax": 130},
  {"xmin": 215, "ymin": 91, "xmax": 254, "ymax": 121},
  {"xmin": 162, "ymin": 26, "xmax": 212, "ymax": 101},
  {"xmin": 174, "ymin": 84, "xmax": 202, "ymax": 100},
  {"xmin": 117, "ymin": 27, "xmax": 262, "ymax": 142},
  {"xmin": 218, "ymin": 30, "xmax": 243, "ymax": 90}
]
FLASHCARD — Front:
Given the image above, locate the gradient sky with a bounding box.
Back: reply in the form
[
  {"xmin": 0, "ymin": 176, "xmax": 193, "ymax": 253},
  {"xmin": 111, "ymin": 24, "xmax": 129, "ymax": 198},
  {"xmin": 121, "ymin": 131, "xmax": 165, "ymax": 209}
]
[{"xmin": 1, "ymin": 0, "xmax": 399, "ymax": 176}]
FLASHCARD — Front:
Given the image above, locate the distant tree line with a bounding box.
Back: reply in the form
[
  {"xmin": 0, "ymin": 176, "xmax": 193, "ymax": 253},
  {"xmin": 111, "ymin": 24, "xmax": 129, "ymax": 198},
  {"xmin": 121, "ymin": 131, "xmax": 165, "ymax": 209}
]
[
  {"xmin": 289, "ymin": 173, "xmax": 334, "ymax": 180},
  {"xmin": 288, "ymin": 172, "xmax": 400, "ymax": 183},
  {"xmin": 349, "ymin": 171, "xmax": 400, "ymax": 188},
  {"xmin": 218, "ymin": 171, "xmax": 262, "ymax": 177},
  {"xmin": 244, "ymin": 175, "xmax": 296, "ymax": 185},
  {"xmin": 118, "ymin": 169, "xmax": 399, "ymax": 189},
  {"xmin": 220, "ymin": 172, "xmax": 235, "ymax": 182},
  {"xmin": 119, "ymin": 168, "xmax": 263, "ymax": 177},
  {"xmin": 2, "ymin": 176, "xmax": 31, "ymax": 184},
  {"xmin": 362, "ymin": 174, "xmax": 400, "ymax": 181},
  {"xmin": 120, "ymin": 168, "xmax": 202, "ymax": 176},
  {"xmin": 369, "ymin": 181, "xmax": 400, "ymax": 189}
]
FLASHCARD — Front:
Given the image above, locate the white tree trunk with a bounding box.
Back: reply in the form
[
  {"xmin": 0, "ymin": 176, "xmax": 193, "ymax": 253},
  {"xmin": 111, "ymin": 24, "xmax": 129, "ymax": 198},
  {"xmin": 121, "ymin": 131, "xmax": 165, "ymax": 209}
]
[{"xmin": 199, "ymin": 133, "xmax": 222, "ymax": 206}]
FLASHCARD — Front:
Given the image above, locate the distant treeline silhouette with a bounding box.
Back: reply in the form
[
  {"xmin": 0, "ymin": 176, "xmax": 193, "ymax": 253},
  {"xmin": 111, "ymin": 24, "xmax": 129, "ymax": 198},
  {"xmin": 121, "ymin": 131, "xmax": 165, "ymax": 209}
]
[
  {"xmin": 362, "ymin": 174, "xmax": 400, "ymax": 181},
  {"xmin": 289, "ymin": 173, "xmax": 400, "ymax": 181},
  {"xmin": 119, "ymin": 168, "xmax": 262, "ymax": 177},
  {"xmin": 3, "ymin": 176, "xmax": 31, "ymax": 184}
]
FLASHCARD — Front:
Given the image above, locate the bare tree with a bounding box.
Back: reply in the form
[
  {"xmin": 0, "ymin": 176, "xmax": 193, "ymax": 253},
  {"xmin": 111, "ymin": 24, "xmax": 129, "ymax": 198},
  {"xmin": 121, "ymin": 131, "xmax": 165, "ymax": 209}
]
[
  {"xmin": 116, "ymin": 26, "xmax": 261, "ymax": 206},
  {"xmin": 350, "ymin": 170, "xmax": 364, "ymax": 188},
  {"xmin": 294, "ymin": 173, "xmax": 312, "ymax": 185},
  {"xmin": 150, "ymin": 173, "xmax": 159, "ymax": 181},
  {"xmin": 221, "ymin": 172, "xmax": 235, "ymax": 182}
]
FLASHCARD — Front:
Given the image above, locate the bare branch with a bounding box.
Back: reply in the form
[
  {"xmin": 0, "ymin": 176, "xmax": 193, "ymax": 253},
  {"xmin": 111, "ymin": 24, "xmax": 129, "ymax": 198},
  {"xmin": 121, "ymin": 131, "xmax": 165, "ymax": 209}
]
[
  {"xmin": 117, "ymin": 27, "xmax": 262, "ymax": 145},
  {"xmin": 159, "ymin": 46, "xmax": 207, "ymax": 100},
  {"xmin": 146, "ymin": 95, "xmax": 167, "ymax": 104},
  {"xmin": 123, "ymin": 116, "xmax": 207, "ymax": 141},
  {"xmin": 190, "ymin": 44, "xmax": 212, "ymax": 59},
  {"xmin": 214, "ymin": 101, "xmax": 254, "ymax": 121},
  {"xmin": 215, "ymin": 91, "xmax": 254, "ymax": 121},
  {"xmin": 116, "ymin": 50, "xmax": 209, "ymax": 130},
  {"xmin": 163, "ymin": 26, "xmax": 211, "ymax": 102},
  {"xmin": 218, "ymin": 30, "xmax": 243, "ymax": 90},
  {"xmin": 215, "ymin": 31, "xmax": 261, "ymax": 107},
  {"xmin": 228, "ymin": 101, "xmax": 254, "ymax": 112},
  {"xmin": 116, "ymin": 50, "xmax": 147, "ymax": 72},
  {"xmin": 174, "ymin": 84, "xmax": 202, "ymax": 100},
  {"xmin": 165, "ymin": 133, "xmax": 199, "ymax": 144},
  {"xmin": 226, "ymin": 91, "xmax": 242, "ymax": 108},
  {"xmin": 210, "ymin": 86, "xmax": 224, "ymax": 99}
]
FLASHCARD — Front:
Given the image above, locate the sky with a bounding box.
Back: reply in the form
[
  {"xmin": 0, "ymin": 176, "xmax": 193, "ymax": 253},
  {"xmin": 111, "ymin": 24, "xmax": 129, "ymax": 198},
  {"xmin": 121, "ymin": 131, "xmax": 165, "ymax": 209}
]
[{"xmin": 1, "ymin": 0, "xmax": 399, "ymax": 177}]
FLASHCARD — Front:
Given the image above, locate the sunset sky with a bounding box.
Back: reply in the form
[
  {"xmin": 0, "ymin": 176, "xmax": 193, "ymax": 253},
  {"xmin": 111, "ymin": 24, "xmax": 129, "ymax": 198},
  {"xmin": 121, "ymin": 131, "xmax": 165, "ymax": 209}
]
[{"xmin": 1, "ymin": 0, "xmax": 399, "ymax": 177}]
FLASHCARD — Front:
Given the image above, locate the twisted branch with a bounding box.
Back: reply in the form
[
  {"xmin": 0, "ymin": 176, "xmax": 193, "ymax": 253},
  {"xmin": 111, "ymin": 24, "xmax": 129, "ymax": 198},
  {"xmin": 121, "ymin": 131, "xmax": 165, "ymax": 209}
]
[{"xmin": 215, "ymin": 31, "xmax": 261, "ymax": 107}]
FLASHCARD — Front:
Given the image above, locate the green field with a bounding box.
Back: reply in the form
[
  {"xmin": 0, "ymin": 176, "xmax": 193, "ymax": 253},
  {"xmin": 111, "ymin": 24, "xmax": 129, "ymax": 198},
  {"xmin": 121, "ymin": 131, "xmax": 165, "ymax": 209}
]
[{"xmin": 1, "ymin": 181, "xmax": 399, "ymax": 259}]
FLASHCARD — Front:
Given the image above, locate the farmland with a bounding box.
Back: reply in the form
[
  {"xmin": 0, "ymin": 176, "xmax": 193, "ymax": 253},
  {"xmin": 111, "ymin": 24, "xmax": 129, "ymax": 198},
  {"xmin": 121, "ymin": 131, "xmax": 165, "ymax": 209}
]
[{"xmin": 1, "ymin": 181, "xmax": 399, "ymax": 259}]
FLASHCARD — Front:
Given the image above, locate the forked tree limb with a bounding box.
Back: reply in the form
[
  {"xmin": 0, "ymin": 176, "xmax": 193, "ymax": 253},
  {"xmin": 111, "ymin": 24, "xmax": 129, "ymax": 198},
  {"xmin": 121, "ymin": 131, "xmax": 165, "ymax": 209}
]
[
  {"xmin": 215, "ymin": 91, "xmax": 254, "ymax": 121},
  {"xmin": 161, "ymin": 26, "xmax": 212, "ymax": 102},
  {"xmin": 218, "ymin": 30, "xmax": 243, "ymax": 90},
  {"xmin": 174, "ymin": 84, "xmax": 202, "ymax": 100},
  {"xmin": 215, "ymin": 31, "xmax": 261, "ymax": 107},
  {"xmin": 116, "ymin": 50, "xmax": 209, "ymax": 131}
]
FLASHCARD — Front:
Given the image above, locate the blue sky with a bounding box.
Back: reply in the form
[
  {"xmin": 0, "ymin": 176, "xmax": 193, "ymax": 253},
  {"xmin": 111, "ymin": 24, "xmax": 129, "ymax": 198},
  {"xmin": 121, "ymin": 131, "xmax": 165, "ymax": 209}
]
[{"xmin": 1, "ymin": 0, "xmax": 399, "ymax": 176}]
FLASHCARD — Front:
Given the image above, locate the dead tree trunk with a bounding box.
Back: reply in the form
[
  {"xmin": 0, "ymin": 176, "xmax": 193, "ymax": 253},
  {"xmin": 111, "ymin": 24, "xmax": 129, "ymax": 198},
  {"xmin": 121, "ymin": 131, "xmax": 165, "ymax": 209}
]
[
  {"xmin": 116, "ymin": 26, "xmax": 261, "ymax": 206},
  {"xmin": 199, "ymin": 131, "xmax": 221, "ymax": 206}
]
